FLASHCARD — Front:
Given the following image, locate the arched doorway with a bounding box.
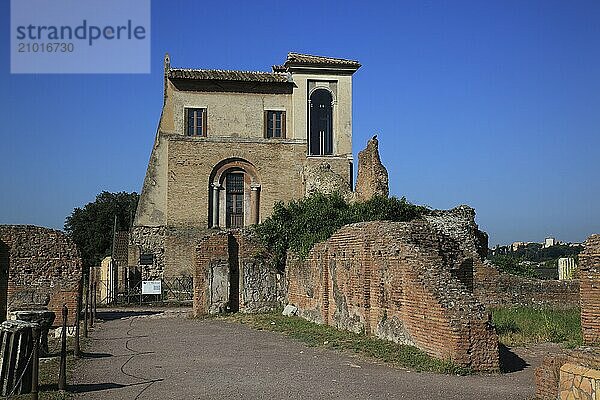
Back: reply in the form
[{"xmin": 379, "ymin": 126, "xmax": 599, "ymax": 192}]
[
  {"xmin": 309, "ymin": 89, "xmax": 333, "ymax": 155},
  {"xmin": 208, "ymin": 158, "xmax": 261, "ymax": 229}
]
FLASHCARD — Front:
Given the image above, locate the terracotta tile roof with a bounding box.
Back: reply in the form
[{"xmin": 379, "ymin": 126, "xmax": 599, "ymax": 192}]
[
  {"xmin": 168, "ymin": 68, "xmax": 290, "ymax": 83},
  {"xmin": 284, "ymin": 52, "xmax": 361, "ymax": 68}
]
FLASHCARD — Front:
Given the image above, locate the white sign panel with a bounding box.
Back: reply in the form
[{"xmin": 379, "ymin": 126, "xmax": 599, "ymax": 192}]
[{"xmin": 142, "ymin": 280, "xmax": 161, "ymax": 295}]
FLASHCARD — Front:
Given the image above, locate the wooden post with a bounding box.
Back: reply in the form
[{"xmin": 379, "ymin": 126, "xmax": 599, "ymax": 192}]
[
  {"xmin": 58, "ymin": 305, "xmax": 67, "ymax": 392},
  {"xmin": 31, "ymin": 327, "xmax": 40, "ymax": 400}
]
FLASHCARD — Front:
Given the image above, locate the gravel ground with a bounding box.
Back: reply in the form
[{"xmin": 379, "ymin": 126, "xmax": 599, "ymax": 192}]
[{"xmin": 71, "ymin": 308, "xmax": 556, "ymax": 400}]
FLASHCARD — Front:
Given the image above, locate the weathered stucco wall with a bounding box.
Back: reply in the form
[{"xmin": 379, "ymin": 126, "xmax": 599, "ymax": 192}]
[
  {"xmin": 290, "ymin": 73, "xmax": 353, "ymax": 157},
  {"xmin": 161, "ymin": 85, "xmax": 294, "ymax": 139},
  {"xmin": 286, "ymin": 215, "xmax": 499, "ymax": 372},
  {"xmin": 0, "ymin": 225, "xmax": 82, "ymax": 326}
]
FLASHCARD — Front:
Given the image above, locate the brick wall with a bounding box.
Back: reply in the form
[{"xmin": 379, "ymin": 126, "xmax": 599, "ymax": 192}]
[
  {"xmin": 193, "ymin": 230, "xmax": 282, "ymax": 316},
  {"xmin": 534, "ymin": 234, "xmax": 600, "ymax": 399},
  {"xmin": 286, "ymin": 219, "xmax": 499, "ymax": 372},
  {"xmin": 193, "ymin": 232, "xmax": 229, "ymax": 316},
  {"xmin": 164, "ymin": 227, "xmax": 212, "ymax": 278},
  {"xmin": 0, "ymin": 225, "xmax": 82, "ymax": 327},
  {"xmin": 167, "ymin": 139, "xmax": 310, "ymax": 228},
  {"xmin": 580, "ymin": 234, "xmax": 600, "ymax": 345},
  {"xmin": 535, "ymin": 348, "xmax": 600, "ymax": 400},
  {"xmin": 474, "ymin": 262, "xmax": 580, "ymax": 309}
]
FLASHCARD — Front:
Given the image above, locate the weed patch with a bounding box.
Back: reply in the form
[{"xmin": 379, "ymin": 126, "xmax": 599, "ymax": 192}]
[{"xmin": 492, "ymin": 306, "xmax": 582, "ymax": 348}]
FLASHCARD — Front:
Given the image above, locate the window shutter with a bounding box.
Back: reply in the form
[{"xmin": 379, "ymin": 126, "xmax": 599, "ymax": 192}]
[
  {"xmin": 264, "ymin": 111, "xmax": 268, "ymax": 138},
  {"xmin": 282, "ymin": 111, "xmax": 286, "ymax": 139},
  {"xmin": 185, "ymin": 108, "xmax": 190, "ymax": 136},
  {"xmin": 202, "ymin": 108, "xmax": 207, "ymax": 136}
]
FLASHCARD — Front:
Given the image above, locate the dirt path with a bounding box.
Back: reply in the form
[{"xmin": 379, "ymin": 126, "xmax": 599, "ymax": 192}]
[{"xmin": 71, "ymin": 308, "xmax": 555, "ymax": 400}]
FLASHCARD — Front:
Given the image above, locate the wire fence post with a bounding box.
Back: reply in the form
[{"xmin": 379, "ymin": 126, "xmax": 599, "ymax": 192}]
[
  {"xmin": 58, "ymin": 305, "xmax": 67, "ymax": 392},
  {"xmin": 30, "ymin": 326, "xmax": 40, "ymax": 400}
]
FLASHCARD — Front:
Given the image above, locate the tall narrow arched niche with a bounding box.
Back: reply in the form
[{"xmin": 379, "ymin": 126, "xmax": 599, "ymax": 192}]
[{"xmin": 308, "ymin": 88, "xmax": 334, "ymax": 156}]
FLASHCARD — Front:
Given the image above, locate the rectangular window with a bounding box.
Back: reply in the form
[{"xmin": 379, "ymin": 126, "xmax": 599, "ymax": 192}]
[
  {"xmin": 264, "ymin": 110, "xmax": 286, "ymax": 139},
  {"xmin": 139, "ymin": 253, "xmax": 154, "ymax": 265},
  {"xmin": 185, "ymin": 108, "xmax": 207, "ymax": 136}
]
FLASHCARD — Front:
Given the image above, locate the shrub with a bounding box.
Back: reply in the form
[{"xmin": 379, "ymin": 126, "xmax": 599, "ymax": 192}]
[{"xmin": 253, "ymin": 193, "xmax": 428, "ymax": 271}]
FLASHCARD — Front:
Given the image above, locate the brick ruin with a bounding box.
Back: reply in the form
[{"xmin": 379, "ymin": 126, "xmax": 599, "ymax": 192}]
[
  {"xmin": 535, "ymin": 234, "xmax": 600, "ymax": 399},
  {"xmin": 188, "ymin": 134, "xmax": 583, "ymax": 372},
  {"xmin": 193, "ymin": 231, "xmax": 283, "ymax": 315},
  {"xmin": 0, "ymin": 225, "xmax": 82, "ymax": 326},
  {"xmin": 580, "ymin": 234, "xmax": 600, "ymax": 345},
  {"xmin": 475, "ymin": 262, "xmax": 580, "ymax": 309},
  {"xmin": 286, "ymin": 207, "xmax": 499, "ymax": 371}
]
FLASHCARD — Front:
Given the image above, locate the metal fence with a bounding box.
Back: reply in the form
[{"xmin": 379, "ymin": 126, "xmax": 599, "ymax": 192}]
[{"xmin": 94, "ymin": 276, "xmax": 193, "ymax": 305}]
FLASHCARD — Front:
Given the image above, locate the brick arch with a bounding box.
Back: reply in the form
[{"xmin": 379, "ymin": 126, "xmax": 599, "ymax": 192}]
[
  {"xmin": 208, "ymin": 158, "xmax": 261, "ymax": 228},
  {"xmin": 209, "ymin": 158, "xmax": 260, "ymax": 187}
]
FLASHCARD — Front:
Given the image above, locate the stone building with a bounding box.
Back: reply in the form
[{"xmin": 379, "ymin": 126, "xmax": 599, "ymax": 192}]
[{"xmin": 131, "ymin": 52, "xmax": 361, "ymax": 280}]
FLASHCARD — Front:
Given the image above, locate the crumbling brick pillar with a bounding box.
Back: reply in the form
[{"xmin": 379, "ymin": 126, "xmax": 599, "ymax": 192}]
[
  {"xmin": 354, "ymin": 135, "xmax": 389, "ymax": 201},
  {"xmin": 580, "ymin": 234, "xmax": 600, "ymax": 345}
]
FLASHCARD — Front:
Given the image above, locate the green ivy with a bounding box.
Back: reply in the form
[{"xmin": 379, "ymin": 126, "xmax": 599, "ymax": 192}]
[{"xmin": 253, "ymin": 193, "xmax": 428, "ymax": 271}]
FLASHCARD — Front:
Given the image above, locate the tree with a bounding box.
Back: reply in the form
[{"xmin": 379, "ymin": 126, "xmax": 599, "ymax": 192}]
[{"xmin": 64, "ymin": 191, "xmax": 139, "ymax": 269}]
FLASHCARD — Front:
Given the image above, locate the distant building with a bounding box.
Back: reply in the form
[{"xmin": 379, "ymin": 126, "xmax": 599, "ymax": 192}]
[
  {"xmin": 544, "ymin": 237, "xmax": 557, "ymax": 248},
  {"xmin": 510, "ymin": 241, "xmax": 537, "ymax": 251},
  {"xmin": 558, "ymin": 257, "xmax": 577, "ymax": 280},
  {"xmin": 511, "ymin": 241, "xmax": 526, "ymax": 251}
]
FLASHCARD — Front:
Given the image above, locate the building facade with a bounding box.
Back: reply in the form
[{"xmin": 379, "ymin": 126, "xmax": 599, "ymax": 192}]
[{"xmin": 130, "ymin": 52, "xmax": 360, "ymax": 279}]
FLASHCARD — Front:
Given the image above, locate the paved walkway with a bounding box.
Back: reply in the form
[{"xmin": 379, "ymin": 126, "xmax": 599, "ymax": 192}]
[{"xmin": 71, "ymin": 308, "xmax": 552, "ymax": 400}]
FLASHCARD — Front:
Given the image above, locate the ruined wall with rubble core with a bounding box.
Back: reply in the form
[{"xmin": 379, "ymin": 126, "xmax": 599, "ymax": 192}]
[
  {"xmin": 427, "ymin": 206, "xmax": 580, "ymax": 309},
  {"xmin": 0, "ymin": 225, "xmax": 82, "ymax": 326},
  {"xmin": 353, "ymin": 136, "xmax": 388, "ymax": 201},
  {"xmin": 285, "ymin": 214, "xmax": 499, "ymax": 372}
]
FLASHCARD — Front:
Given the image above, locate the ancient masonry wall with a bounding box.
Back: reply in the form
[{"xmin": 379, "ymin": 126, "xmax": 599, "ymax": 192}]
[
  {"xmin": 129, "ymin": 226, "xmax": 215, "ymax": 281},
  {"xmin": 0, "ymin": 225, "xmax": 82, "ymax": 326},
  {"xmin": 534, "ymin": 234, "xmax": 600, "ymax": 400},
  {"xmin": 580, "ymin": 234, "xmax": 600, "ymax": 344},
  {"xmin": 286, "ymin": 217, "xmax": 499, "ymax": 372},
  {"xmin": 474, "ymin": 263, "xmax": 580, "ymax": 309},
  {"xmin": 193, "ymin": 231, "xmax": 282, "ymax": 316},
  {"xmin": 129, "ymin": 225, "xmax": 166, "ymax": 280},
  {"xmin": 535, "ymin": 348, "xmax": 600, "ymax": 400}
]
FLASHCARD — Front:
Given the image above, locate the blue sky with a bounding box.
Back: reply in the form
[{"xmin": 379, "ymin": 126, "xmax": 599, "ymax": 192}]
[{"xmin": 1, "ymin": 0, "xmax": 598, "ymax": 246}]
